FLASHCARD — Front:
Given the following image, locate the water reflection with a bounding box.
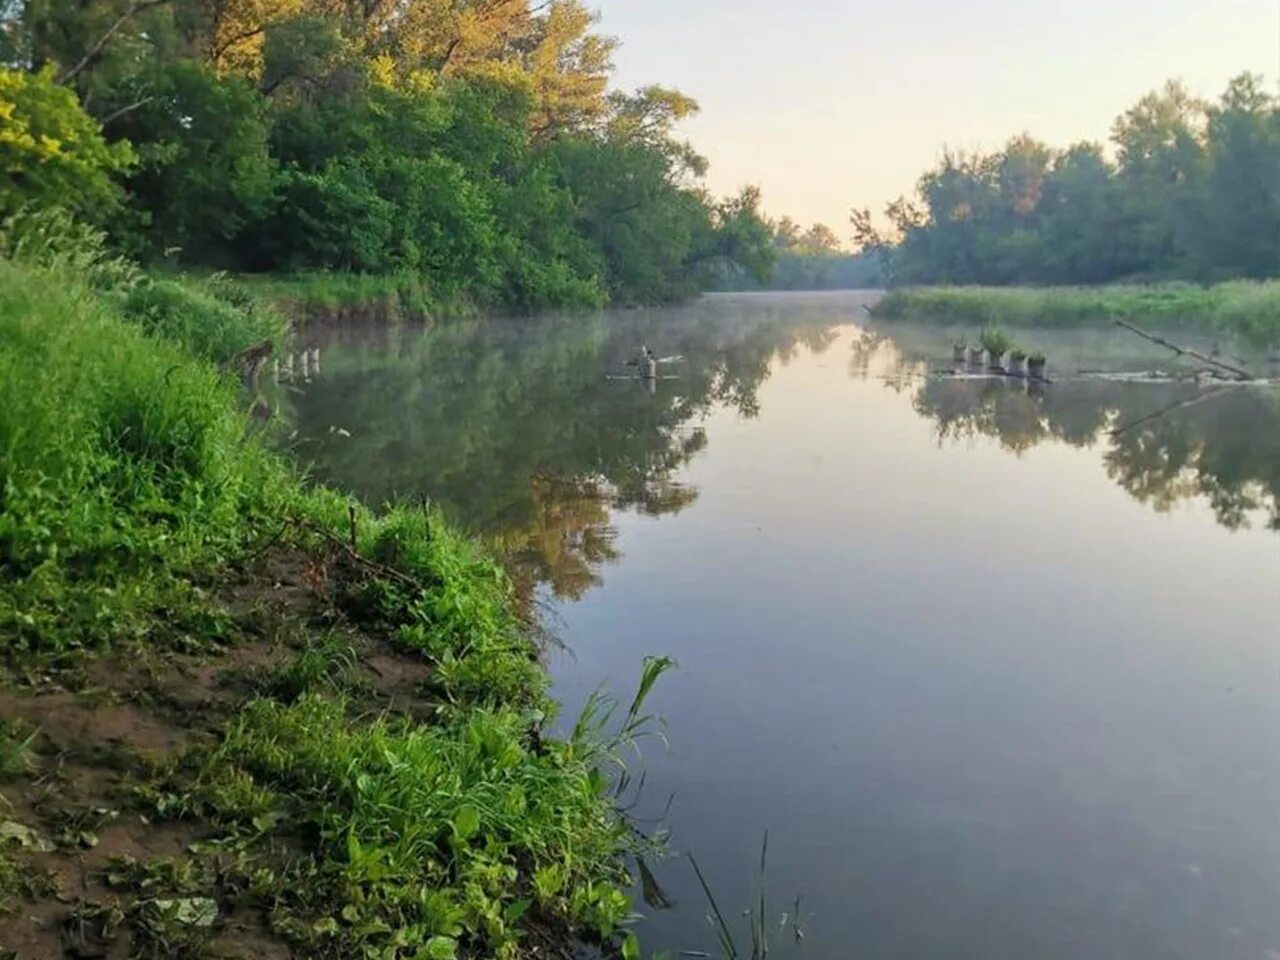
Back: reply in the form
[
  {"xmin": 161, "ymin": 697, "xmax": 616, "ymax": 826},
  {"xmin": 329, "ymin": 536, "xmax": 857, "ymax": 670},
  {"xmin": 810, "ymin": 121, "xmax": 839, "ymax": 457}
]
[
  {"xmin": 853, "ymin": 329, "xmax": 1280, "ymax": 532},
  {"xmin": 275, "ymin": 300, "xmax": 1280, "ymax": 608},
  {"xmin": 273, "ymin": 295, "xmax": 847, "ymax": 597}
]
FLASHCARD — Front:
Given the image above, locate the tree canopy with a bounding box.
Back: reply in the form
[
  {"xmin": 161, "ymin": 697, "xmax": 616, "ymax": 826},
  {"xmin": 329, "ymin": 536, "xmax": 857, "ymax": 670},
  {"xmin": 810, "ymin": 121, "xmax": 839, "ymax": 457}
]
[
  {"xmin": 854, "ymin": 74, "xmax": 1280, "ymax": 287},
  {"xmin": 0, "ymin": 0, "xmax": 775, "ymax": 306}
]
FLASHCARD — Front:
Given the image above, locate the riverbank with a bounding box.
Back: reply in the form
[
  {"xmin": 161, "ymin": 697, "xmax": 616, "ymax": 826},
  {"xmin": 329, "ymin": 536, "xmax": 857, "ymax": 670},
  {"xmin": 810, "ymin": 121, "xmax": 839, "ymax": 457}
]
[
  {"xmin": 234, "ymin": 272, "xmax": 483, "ymax": 326},
  {"xmin": 0, "ymin": 236, "xmax": 649, "ymax": 958},
  {"xmin": 871, "ymin": 282, "xmax": 1280, "ymax": 348}
]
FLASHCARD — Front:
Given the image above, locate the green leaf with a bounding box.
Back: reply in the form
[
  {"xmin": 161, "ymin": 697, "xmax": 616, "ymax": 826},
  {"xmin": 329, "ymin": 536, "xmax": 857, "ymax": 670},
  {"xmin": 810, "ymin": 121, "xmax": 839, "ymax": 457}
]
[
  {"xmin": 503, "ymin": 897, "xmax": 530, "ymax": 924},
  {"xmin": 312, "ymin": 916, "xmax": 339, "ymax": 936},
  {"xmin": 452, "ymin": 804, "xmax": 480, "ymax": 841},
  {"xmin": 621, "ymin": 931, "xmax": 641, "ymax": 960},
  {"xmin": 154, "ymin": 897, "xmax": 219, "ymax": 927},
  {"xmin": 0, "ymin": 820, "xmax": 55, "ymax": 852},
  {"xmin": 424, "ymin": 935, "xmax": 457, "ymax": 960}
]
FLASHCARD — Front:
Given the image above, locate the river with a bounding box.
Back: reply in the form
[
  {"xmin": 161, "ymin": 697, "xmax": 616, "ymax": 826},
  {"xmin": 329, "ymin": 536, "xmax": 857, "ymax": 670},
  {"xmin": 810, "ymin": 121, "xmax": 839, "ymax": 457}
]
[{"xmin": 269, "ymin": 291, "xmax": 1280, "ymax": 960}]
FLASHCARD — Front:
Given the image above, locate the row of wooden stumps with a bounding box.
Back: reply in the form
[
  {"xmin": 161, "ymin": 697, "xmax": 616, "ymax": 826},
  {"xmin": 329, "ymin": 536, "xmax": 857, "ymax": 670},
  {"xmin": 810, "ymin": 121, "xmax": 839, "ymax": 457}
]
[
  {"xmin": 951, "ymin": 343, "xmax": 1048, "ymax": 381},
  {"xmin": 275, "ymin": 347, "xmax": 322, "ymax": 382}
]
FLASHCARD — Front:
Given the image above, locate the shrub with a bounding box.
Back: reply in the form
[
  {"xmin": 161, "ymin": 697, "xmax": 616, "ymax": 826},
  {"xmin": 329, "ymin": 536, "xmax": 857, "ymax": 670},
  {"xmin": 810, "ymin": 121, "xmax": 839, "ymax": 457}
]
[{"xmin": 0, "ymin": 67, "xmax": 135, "ymax": 223}]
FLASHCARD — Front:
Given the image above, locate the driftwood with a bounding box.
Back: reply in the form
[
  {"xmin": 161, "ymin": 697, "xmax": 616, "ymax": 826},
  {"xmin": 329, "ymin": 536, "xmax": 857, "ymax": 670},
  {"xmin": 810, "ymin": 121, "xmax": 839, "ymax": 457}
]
[{"xmin": 1114, "ymin": 319, "xmax": 1251, "ymax": 381}]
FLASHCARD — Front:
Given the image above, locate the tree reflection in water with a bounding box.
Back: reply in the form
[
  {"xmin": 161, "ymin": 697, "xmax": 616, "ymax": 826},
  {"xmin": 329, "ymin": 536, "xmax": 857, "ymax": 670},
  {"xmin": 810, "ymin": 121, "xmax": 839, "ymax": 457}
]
[
  {"xmin": 274, "ymin": 296, "xmax": 846, "ymax": 599},
  {"xmin": 882, "ymin": 338, "xmax": 1280, "ymax": 532}
]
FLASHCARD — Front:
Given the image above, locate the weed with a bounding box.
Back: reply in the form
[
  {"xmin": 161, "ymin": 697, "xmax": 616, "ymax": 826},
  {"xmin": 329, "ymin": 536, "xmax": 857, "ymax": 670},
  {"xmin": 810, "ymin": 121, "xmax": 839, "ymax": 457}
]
[
  {"xmin": 0, "ymin": 722, "xmax": 36, "ymax": 780},
  {"xmin": 266, "ymin": 632, "xmax": 359, "ymax": 701},
  {"xmin": 978, "ymin": 326, "xmax": 1012, "ymax": 357},
  {"xmin": 689, "ymin": 832, "xmax": 808, "ymax": 960}
]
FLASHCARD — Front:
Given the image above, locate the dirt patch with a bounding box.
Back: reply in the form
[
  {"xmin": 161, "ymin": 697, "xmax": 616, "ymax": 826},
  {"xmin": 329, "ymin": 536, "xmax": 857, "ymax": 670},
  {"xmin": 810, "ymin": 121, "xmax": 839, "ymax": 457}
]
[
  {"xmin": 0, "ymin": 696, "xmax": 184, "ymax": 760},
  {"xmin": 205, "ymin": 910, "xmax": 293, "ymax": 960},
  {"xmin": 0, "ymin": 543, "xmax": 444, "ymax": 959},
  {"xmin": 363, "ymin": 652, "xmax": 432, "ymax": 703},
  {"xmin": 0, "ymin": 897, "xmax": 71, "ymax": 960}
]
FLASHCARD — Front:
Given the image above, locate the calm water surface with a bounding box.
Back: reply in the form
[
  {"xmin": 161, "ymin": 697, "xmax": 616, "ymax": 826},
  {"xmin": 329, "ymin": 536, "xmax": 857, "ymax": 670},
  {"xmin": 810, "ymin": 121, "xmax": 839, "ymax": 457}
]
[{"xmin": 273, "ymin": 292, "xmax": 1280, "ymax": 960}]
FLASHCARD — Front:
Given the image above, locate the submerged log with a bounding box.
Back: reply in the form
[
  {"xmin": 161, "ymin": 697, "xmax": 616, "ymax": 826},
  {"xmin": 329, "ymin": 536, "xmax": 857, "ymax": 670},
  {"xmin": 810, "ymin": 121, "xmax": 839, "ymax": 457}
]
[{"xmin": 1114, "ymin": 320, "xmax": 1251, "ymax": 381}]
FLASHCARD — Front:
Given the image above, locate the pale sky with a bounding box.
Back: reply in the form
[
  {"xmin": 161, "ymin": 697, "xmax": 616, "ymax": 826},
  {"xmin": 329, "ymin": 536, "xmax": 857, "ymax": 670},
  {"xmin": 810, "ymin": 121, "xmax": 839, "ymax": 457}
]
[{"xmin": 592, "ymin": 0, "xmax": 1280, "ymax": 239}]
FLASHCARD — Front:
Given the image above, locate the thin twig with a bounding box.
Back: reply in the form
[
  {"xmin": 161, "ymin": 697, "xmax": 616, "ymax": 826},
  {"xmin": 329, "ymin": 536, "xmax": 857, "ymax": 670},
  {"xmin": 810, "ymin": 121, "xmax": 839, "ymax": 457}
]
[
  {"xmin": 295, "ymin": 518, "xmax": 423, "ymax": 591},
  {"xmin": 244, "ymin": 519, "xmax": 294, "ymax": 563},
  {"xmin": 58, "ymin": 0, "xmax": 177, "ymax": 83},
  {"xmin": 100, "ymin": 95, "xmax": 154, "ymax": 125}
]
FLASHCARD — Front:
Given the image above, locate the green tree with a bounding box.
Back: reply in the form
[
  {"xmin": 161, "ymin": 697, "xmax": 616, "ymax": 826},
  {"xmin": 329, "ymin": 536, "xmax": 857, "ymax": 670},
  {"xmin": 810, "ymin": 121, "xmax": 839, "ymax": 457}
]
[
  {"xmin": 109, "ymin": 60, "xmax": 277, "ymax": 262},
  {"xmin": 1109, "ymin": 80, "xmax": 1207, "ymax": 277},
  {"xmin": 1196, "ymin": 73, "xmax": 1280, "ymax": 279},
  {"xmin": 0, "ymin": 66, "xmax": 134, "ymax": 220}
]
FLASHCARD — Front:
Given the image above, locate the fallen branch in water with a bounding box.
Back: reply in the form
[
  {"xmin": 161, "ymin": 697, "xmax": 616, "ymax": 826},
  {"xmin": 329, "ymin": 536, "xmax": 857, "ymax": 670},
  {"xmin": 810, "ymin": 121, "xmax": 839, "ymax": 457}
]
[{"xmin": 1114, "ymin": 319, "xmax": 1251, "ymax": 381}]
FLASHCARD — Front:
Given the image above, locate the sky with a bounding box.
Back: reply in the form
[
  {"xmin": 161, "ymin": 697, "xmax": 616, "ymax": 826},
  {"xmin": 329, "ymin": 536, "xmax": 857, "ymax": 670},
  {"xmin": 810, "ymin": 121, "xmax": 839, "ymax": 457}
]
[{"xmin": 591, "ymin": 0, "xmax": 1280, "ymax": 238}]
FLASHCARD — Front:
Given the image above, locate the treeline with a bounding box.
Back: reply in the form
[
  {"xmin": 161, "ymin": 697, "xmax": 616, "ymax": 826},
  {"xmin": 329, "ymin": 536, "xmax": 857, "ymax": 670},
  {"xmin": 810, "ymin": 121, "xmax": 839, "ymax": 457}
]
[
  {"xmin": 714, "ymin": 216, "xmax": 884, "ymax": 290},
  {"xmin": 0, "ymin": 0, "xmax": 775, "ymax": 309},
  {"xmin": 853, "ymin": 74, "xmax": 1280, "ymax": 286}
]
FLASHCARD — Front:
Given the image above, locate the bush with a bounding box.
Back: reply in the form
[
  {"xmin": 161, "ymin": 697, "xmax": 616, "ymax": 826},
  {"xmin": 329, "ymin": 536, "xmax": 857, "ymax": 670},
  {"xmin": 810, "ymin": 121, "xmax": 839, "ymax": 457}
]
[{"xmin": 121, "ymin": 274, "xmax": 286, "ymax": 364}]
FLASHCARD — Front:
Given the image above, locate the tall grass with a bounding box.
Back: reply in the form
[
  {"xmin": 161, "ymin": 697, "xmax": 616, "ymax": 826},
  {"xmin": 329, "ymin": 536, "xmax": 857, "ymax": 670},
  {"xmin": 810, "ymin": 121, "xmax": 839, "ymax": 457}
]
[
  {"xmin": 0, "ymin": 255, "xmax": 293, "ymax": 649},
  {"xmin": 236, "ymin": 270, "xmax": 473, "ymax": 322},
  {"xmin": 121, "ymin": 273, "xmax": 287, "ymax": 364},
  {"xmin": 871, "ymin": 282, "xmax": 1280, "ymax": 348}
]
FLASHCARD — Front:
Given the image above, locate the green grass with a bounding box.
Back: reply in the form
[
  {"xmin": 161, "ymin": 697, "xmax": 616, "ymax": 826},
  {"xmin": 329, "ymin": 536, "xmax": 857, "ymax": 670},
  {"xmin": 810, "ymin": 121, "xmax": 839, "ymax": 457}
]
[
  {"xmin": 234, "ymin": 271, "xmax": 476, "ymax": 322},
  {"xmin": 193, "ymin": 695, "xmax": 636, "ymax": 958},
  {"xmin": 871, "ymin": 281, "xmax": 1280, "ymax": 348},
  {"xmin": 0, "ymin": 255, "xmax": 292, "ymax": 650},
  {"xmin": 0, "ymin": 721, "xmax": 35, "ymax": 780},
  {"xmin": 120, "ymin": 273, "xmax": 287, "ymax": 364},
  {"xmin": 0, "ymin": 212, "xmax": 654, "ymax": 957}
]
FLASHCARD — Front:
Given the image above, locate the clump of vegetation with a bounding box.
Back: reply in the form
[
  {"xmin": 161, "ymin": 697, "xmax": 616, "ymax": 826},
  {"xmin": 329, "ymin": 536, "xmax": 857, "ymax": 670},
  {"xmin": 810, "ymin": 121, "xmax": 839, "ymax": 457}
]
[
  {"xmin": 1008, "ymin": 347, "xmax": 1027, "ymax": 361},
  {"xmin": 188, "ymin": 695, "xmax": 637, "ymax": 957},
  {"xmin": 266, "ymin": 633, "xmax": 359, "ymax": 702},
  {"xmin": 978, "ymin": 326, "xmax": 1012, "ymax": 358},
  {"xmin": 236, "ymin": 271, "xmax": 465, "ymax": 322},
  {"xmin": 871, "ymin": 282, "xmax": 1280, "ymax": 348},
  {"xmin": 0, "ymin": 254, "xmax": 288, "ymax": 651},
  {"xmin": 120, "ymin": 274, "xmax": 286, "ymax": 364},
  {"xmin": 0, "ymin": 721, "xmax": 36, "ymax": 780}
]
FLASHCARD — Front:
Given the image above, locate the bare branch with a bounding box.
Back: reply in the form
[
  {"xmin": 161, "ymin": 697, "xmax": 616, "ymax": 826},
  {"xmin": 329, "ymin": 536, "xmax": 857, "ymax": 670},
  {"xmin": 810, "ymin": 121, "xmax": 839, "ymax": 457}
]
[
  {"xmin": 100, "ymin": 94, "xmax": 154, "ymax": 125},
  {"xmin": 58, "ymin": 0, "xmax": 176, "ymax": 84}
]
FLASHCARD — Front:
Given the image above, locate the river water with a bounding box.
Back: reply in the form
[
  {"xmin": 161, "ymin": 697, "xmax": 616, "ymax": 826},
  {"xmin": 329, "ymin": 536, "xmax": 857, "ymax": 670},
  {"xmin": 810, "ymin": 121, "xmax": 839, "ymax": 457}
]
[{"xmin": 271, "ymin": 292, "xmax": 1280, "ymax": 960}]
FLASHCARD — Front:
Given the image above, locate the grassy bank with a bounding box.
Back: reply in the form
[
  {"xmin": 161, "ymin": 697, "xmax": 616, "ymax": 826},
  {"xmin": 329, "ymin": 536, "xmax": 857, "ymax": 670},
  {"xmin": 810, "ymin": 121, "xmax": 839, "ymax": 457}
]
[
  {"xmin": 0, "ymin": 223, "xmax": 653, "ymax": 958},
  {"xmin": 871, "ymin": 281, "xmax": 1280, "ymax": 348},
  {"xmin": 235, "ymin": 271, "xmax": 480, "ymax": 325}
]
